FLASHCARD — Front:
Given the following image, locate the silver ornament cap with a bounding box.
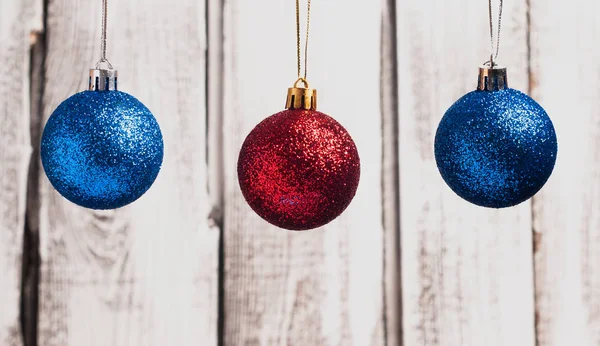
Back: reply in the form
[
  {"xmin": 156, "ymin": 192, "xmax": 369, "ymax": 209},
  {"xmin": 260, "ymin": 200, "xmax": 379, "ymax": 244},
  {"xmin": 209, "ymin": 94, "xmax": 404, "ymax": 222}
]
[
  {"xmin": 89, "ymin": 68, "xmax": 118, "ymax": 91},
  {"xmin": 477, "ymin": 65, "xmax": 508, "ymax": 91}
]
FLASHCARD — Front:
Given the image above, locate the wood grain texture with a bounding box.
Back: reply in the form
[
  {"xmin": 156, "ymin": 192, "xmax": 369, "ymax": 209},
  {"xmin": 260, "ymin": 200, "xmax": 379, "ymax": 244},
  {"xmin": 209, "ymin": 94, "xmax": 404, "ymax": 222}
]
[
  {"xmin": 221, "ymin": 0, "xmax": 384, "ymax": 344},
  {"xmin": 22, "ymin": 28, "xmax": 45, "ymax": 346},
  {"xmin": 37, "ymin": 1, "xmax": 218, "ymax": 345},
  {"xmin": 380, "ymin": 0, "xmax": 401, "ymax": 345},
  {"xmin": 0, "ymin": 0, "xmax": 42, "ymax": 344},
  {"xmin": 530, "ymin": 0, "xmax": 600, "ymax": 345},
  {"xmin": 395, "ymin": 1, "xmax": 536, "ymax": 345},
  {"xmin": 207, "ymin": 0, "xmax": 225, "ymax": 223}
]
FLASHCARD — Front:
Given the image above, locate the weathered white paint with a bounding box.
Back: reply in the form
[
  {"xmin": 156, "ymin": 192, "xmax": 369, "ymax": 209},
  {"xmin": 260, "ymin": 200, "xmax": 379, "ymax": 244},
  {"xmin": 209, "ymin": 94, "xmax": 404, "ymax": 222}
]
[
  {"xmin": 530, "ymin": 0, "xmax": 600, "ymax": 345},
  {"xmin": 1, "ymin": 0, "xmax": 600, "ymax": 345},
  {"xmin": 221, "ymin": 0, "xmax": 384, "ymax": 344},
  {"xmin": 395, "ymin": 0, "xmax": 536, "ymax": 345},
  {"xmin": 0, "ymin": 0, "xmax": 42, "ymax": 344},
  {"xmin": 36, "ymin": 0, "xmax": 218, "ymax": 345}
]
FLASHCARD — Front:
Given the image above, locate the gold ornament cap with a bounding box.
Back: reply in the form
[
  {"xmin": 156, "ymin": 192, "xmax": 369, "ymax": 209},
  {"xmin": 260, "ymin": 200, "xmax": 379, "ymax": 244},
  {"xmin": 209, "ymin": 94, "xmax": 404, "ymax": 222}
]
[
  {"xmin": 286, "ymin": 78, "xmax": 317, "ymax": 110},
  {"xmin": 477, "ymin": 64, "xmax": 508, "ymax": 91}
]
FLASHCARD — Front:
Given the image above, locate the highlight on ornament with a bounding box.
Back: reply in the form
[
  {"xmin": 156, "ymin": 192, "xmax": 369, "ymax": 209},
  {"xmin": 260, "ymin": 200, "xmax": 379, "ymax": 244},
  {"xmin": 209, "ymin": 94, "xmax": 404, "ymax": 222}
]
[
  {"xmin": 237, "ymin": 78, "xmax": 360, "ymax": 230},
  {"xmin": 40, "ymin": 0, "xmax": 163, "ymax": 210},
  {"xmin": 434, "ymin": 64, "xmax": 557, "ymax": 208}
]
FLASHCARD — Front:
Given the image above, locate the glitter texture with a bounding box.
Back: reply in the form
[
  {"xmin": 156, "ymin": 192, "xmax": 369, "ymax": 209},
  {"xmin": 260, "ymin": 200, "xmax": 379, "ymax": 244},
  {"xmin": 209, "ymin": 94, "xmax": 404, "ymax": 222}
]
[
  {"xmin": 238, "ymin": 109, "xmax": 360, "ymax": 230},
  {"xmin": 41, "ymin": 90, "xmax": 164, "ymax": 209},
  {"xmin": 434, "ymin": 88, "xmax": 557, "ymax": 208}
]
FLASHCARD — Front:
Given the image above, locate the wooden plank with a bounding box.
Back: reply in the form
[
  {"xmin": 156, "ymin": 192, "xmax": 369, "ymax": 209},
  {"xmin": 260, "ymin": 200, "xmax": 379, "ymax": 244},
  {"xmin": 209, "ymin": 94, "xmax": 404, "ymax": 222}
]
[
  {"xmin": 206, "ymin": 0, "xmax": 225, "ymax": 342},
  {"xmin": 530, "ymin": 1, "xmax": 600, "ymax": 345},
  {"xmin": 207, "ymin": 0, "xmax": 225, "ymax": 222},
  {"xmin": 221, "ymin": 0, "xmax": 384, "ymax": 344},
  {"xmin": 380, "ymin": 0, "xmax": 402, "ymax": 345},
  {"xmin": 395, "ymin": 1, "xmax": 536, "ymax": 345},
  {"xmin": 22, "ymin": 28, "xmax": 45, "ymax": 346},
  {"xmin": 37, "ymin": 1, "xmax": 218, "ymax": 345},
  {"xmin": 0, "ymin": 0, "xmax": 42, "ymax": 344}
]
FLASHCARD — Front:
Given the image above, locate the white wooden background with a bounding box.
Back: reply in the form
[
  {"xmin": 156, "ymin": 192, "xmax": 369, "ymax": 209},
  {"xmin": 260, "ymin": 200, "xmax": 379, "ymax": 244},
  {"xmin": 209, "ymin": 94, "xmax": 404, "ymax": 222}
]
[{"xmin": 0, "ymin": 0, "xmax": 598, "ymax": 345}]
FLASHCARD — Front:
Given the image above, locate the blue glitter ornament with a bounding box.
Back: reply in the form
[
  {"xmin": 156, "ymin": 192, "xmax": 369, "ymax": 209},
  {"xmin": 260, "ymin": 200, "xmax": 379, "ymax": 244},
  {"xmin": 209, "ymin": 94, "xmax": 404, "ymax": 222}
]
[
  {"xmin": 41, "ymin": 68, "xmax": 163, "ymax": 209},
  {"xmin": 434, "ymin": 66, "xmax": 557, "ymax": 208}
]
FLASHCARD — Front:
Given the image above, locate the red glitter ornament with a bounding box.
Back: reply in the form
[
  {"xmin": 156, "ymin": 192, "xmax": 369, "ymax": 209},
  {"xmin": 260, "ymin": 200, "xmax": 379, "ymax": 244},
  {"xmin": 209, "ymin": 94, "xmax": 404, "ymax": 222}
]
[{"xmin": 237, "ymin": 78, "xmax": 360, "ymax": 230}]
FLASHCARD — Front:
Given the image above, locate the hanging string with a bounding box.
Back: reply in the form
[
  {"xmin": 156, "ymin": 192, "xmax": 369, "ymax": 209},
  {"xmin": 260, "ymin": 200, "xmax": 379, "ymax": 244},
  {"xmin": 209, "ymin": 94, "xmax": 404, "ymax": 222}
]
[
  {"xmin": 296, "ymin": 0, "xmax": 312, "ymax": 80},
  {"xmin": 486, "ymin": 0, "xmax": 503, "ymax": 67},
  {"xmin": 96, "ymin": 0, "xmax": 113, "ymax": 69}
]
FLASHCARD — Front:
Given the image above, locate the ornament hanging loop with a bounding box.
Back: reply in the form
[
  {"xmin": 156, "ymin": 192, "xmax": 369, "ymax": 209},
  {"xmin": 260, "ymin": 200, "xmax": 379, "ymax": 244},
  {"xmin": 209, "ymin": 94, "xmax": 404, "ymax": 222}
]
[
  {"xmin": 100, "ymin": 0, "xmax": 109, "ymax": 62},
  {"xmin": 94, "ymin": 59, "xmax": 114, "ymax": 71},
  {"xmin": 293, "ymin": 77, "xmax": 310, "ymax": 89},
  {"xmin": 486, "ymin": 0, "xmax": 504, "ymax": 66},
  {"xmin": 92, "ymin": 0, "xmax": 114, "ymax": 75},
  {"xmin": 296, "ymin": 0, "xmax": 312, "ymax": 80},
  {"xmin": 287, "ymin": 1, "xmax": 316, "ymax": 110},
  {"xmin": 90, "ymin": 0, "xmax": 117, "ymax": 91}
]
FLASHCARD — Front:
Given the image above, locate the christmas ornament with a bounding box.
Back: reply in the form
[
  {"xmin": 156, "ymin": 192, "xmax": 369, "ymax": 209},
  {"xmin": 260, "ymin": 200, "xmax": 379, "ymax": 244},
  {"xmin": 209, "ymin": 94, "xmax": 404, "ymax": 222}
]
[
  {"xmin": 434, "ymin": 0, "xmax": 557, "ymax": 208},
  {"xmin": 237, "ymin": 0, "xmax": 360, "ymax": 230},
  {"xmin": 41, "ymin": 0, "xmax": 163, "ymax": 209}
]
